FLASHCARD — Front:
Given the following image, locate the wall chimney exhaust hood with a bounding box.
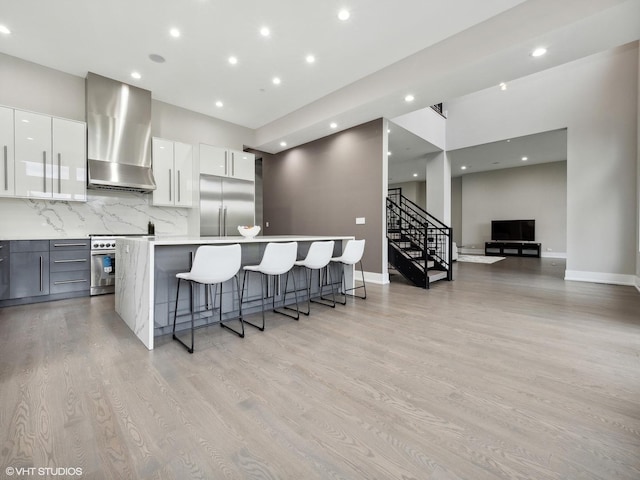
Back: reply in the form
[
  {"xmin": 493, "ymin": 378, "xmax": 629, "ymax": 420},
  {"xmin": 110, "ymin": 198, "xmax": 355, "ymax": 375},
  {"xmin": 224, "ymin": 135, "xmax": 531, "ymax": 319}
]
[{"xmin": 86, "ymin": 72, "xmax": 156, "ymax": 193}]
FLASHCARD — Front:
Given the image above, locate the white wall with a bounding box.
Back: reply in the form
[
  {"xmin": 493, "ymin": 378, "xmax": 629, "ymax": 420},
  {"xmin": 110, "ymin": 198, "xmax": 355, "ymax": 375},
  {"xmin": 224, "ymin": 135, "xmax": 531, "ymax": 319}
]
[
  {"xmin": 387, "ymin": 181, "xmax": 426, "ymax": 210},
  {"xmin": 451, "ymin": 177, "xmax": 462, "ymax": 245},
  {"xmin": 461, "ymin": 162, "xmax": 567, "ymax": 256},
  {"xmin": 0, "ymin": 53, "xmax": 254, "ymax": 238},
  {"xmin": 637, "ymin": 45, "xmax": 640, "ymax": 292},
  {"xmin": 391, "ymin": 107, "xmax": 446, "ymax": 150},
  {"xmin": 446, "ymin": 44, "xmax": 638, "ymax": 284}
]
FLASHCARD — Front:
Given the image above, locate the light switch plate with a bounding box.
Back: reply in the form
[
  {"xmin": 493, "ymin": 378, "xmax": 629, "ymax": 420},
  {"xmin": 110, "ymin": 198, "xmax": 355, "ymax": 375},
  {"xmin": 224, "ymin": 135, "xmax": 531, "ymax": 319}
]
[{"xmin": 356, "ymin": 217, "xmax": 366, "ymax": 225}]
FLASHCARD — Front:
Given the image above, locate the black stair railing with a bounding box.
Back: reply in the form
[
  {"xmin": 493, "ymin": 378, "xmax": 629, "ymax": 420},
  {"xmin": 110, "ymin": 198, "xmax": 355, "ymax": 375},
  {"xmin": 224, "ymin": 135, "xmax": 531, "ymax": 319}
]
[{"xmin": 387, "ymin": 188, "xmax": 453, "ymax": 288}]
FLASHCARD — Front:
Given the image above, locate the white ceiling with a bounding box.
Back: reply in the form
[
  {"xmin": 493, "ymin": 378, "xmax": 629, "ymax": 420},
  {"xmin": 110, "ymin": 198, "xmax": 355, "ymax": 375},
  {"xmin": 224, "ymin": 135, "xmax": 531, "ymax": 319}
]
[
  {"xmin": 1, "ymin": 0, "xmax": 638, "ymax": 154},
  {"xmin": 448, "ymin": 129, "xmax": 568, "ymax": 177},
  {"xmin": 388, "ymin": 125, "xmax": 568, "ymax": 184},
  {"xmin": 388, "ymin": 119, "xmax": 441, "ymax": 184}
]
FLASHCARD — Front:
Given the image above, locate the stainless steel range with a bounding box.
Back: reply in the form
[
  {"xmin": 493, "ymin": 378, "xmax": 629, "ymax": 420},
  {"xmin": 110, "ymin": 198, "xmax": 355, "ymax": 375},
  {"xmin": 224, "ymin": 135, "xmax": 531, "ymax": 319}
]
[{"xmin": 90, "ymin": 235, "xmax": 117, "ymax": 295}]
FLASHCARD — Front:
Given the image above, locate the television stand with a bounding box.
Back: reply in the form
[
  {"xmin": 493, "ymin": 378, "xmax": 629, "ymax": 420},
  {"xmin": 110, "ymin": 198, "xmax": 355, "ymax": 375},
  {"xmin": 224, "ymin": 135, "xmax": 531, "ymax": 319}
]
[{"xmin": 485, "ymin": 242, "xmax": 541, "ymax": 258}]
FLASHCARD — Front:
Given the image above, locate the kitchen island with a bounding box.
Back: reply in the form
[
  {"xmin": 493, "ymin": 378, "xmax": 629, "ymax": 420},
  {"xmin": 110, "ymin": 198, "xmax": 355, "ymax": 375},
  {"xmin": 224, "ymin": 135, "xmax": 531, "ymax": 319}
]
[{"xmin": 115, "ymin": 235, "xmax": 354, "ymax": 349}]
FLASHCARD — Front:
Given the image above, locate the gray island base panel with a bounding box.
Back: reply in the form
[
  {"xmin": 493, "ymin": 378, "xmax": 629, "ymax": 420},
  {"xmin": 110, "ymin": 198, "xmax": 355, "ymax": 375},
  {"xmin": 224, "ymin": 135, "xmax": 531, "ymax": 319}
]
[{"xmin": 115, "ymin": 235, "xmax": 355, "ymax": 350}]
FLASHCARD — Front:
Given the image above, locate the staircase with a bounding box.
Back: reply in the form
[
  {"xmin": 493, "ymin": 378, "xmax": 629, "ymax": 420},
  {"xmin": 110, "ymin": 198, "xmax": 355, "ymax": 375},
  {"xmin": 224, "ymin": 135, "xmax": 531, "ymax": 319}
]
[{"xmin": 387, "ymin": 188, "xmax": 453, "ymax": 288}]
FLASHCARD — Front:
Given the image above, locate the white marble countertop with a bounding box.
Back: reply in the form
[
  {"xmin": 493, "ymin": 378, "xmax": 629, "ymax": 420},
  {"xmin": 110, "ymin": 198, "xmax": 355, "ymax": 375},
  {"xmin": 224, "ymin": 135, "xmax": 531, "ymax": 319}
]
[
  {"xmin": 0, "ymin": 235, "xmax": 93, "ymax": 241},
  {"xmin": 119, "ymin": 234, "xmax": 355, "ymax": 246}
]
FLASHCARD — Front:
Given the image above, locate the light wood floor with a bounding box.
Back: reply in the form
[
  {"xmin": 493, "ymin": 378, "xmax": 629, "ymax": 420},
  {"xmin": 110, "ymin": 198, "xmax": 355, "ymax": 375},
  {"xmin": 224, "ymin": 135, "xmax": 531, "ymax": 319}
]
[{"xmin": 1, "ymin": 258, "xmax": 639, "ymax": 479}]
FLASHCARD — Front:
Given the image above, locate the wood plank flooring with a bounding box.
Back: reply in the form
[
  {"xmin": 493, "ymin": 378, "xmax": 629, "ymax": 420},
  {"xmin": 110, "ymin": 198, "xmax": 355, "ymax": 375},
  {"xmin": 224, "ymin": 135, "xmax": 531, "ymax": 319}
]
[{"xmin": 1, "ymin": 258, "xmax": 639, "ymax": 479}]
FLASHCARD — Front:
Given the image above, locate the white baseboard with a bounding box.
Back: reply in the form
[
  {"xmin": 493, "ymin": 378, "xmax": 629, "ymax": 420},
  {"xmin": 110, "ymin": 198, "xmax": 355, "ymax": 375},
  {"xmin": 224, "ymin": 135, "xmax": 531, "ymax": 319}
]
[
  {"xmin": 564, "ymin": 270, "xmax": 637, "ymax": 286},
  {"xmin": 541, "ymin": 252, "xmax": 567, "ymax": 259},
  {"xmin": 459, "ymin": 248, "xmax": 484, "ymax": 255},
  {"xmin": 363, "ymin": 271, "xmax": 389, "ymax": 285},
  {"xmin": 635, "ymin": 276, "xmax": 640, "ymax": 294}
]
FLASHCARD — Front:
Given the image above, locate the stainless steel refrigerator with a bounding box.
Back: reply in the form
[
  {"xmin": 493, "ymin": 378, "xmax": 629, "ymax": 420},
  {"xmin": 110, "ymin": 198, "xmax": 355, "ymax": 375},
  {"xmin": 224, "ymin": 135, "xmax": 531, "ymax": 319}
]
[{"xmin": 200, "ymin": 174, "xmax": 255, "ymax": 236}]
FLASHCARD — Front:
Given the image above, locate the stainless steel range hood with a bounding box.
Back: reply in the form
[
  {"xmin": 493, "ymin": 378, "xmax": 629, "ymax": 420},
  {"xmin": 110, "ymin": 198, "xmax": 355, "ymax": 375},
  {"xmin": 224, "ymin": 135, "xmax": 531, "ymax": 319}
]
[{"xmin": 86, "ymin": 72, "xmax": 156, "ymax": 193}]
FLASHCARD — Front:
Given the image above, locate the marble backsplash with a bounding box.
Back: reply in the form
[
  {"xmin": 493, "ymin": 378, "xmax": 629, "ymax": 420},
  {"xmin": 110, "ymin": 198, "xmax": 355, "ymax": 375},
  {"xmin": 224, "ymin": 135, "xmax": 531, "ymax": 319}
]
[{"xmin": 0, "ymin": 190, "xmax": 190, "ymax": 238}]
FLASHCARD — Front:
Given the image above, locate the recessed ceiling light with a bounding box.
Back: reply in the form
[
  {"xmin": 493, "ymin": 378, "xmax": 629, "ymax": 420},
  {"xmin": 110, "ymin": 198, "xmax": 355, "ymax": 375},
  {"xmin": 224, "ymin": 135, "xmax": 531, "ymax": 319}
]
[
  {"xmin": 228, "ymin": 56, "xmax": 238, "ymax": 65},
  {"xmin": 413, "ymin": 173, "xmax": 418, "ymax": 177},
  {"xmin": 21, "ymin": 119, "xmax": 29, "ymax": 123},
  {"xmin": 338, "ymin": 9, "xmax": 350, "ymax": 21},
  {"xmin": 169, "ymin": 28, "xmax": 180, "ymax": 38},
  {"xmin": 499, "ymin": 82, "xmax": 507, "ymax": 91},
  {"xmin": 461, "ymin": 166, "xmax": 467, "ymax": 170},
  {"xmin": 330, "ymin": 122, "xmax": 337, "ymax": 129},
  {"xmin": 272, "ymin": 77, "xmax": 281, "ymax": 85},
  {"xmin": 280, "ymin": 141, "xmax": 287, "ymax": 147},
  {"xmin": 305, "ymin": 55, "xmax": 316, "ymax": 64},
  {"xmin": 215, "ymin": 101, "xmax": 223, "ymax": 108},
  {"xmin": 388, "ymin": 151, "xmax": 392, "ymax": 156},
  {"xmin": 387, "ymin": 129, "xmax": 391, "ymax": 133},
  {"xmin": 522, "ymin": 156, "xmax": 528, "ymax": 161},
  {"xmin": 531, "ymin": 47, "xmax": 547, "ymax": 57},
  {"xmin": 149, "ymin": 54, "xmax": 166, "ymax": 63},
  {"xmin": 131, "ymin": 71, "xmax": 141, "ymax": 80},
  {"xmin": 0, "ymin": 25, "xmax": 10, "ymax": 35},
  {"xmin": 404, "ymin": 94, "xmax": 415, "ymax": 102},
  {"xmin": 260, "ymin": 26, "xmax": 270, "ymax": 37}
]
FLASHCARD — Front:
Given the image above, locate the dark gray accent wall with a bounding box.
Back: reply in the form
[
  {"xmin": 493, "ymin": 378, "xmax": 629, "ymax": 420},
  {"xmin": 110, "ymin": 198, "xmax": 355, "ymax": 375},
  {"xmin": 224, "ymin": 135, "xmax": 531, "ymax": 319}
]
[{"xmin": 263, "ymin": 119, "xmax": 384, "ymax": 273}]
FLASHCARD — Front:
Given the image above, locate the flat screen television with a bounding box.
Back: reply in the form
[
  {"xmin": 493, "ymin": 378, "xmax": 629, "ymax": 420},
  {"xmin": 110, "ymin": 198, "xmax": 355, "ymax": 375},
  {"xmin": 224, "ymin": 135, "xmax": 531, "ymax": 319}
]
[{"xmin": 491, "ymin": 219, "xmax": 535, "ymax": 241}]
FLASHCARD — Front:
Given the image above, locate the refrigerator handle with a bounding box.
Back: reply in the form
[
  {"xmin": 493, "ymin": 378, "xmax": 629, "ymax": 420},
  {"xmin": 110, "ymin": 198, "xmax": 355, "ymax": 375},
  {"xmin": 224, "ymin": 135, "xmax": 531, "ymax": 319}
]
[
  {"xmin": 218, "ymin": 206, "xmax": 223, "ymax": 236},
  {"xmin": 224, "ymin": 151, "xmax": 228, "ymax": 176},
  {"xmin": 223, "ymin": 207, "xmax": 228, "ymax": 236},
  {"xmin": 231, "ymin": 152, "xmax": 235, "ymax": 176}
]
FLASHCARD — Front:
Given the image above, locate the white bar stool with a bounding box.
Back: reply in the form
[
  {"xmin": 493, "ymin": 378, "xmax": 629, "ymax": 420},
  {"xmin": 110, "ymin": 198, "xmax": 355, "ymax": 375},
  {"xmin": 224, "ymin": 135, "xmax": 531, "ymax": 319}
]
[
  {"xmin": 241, "ymin": 241, "xmax": 300, "ymax": 330},
  {"xmin": 172, "ymin": 244, "xmax": 244, "ymax": 353},
  {"xmin": 330, "ymin": 239, "xmax": 367, "ymax": 304},
  {"xmin": 291, "ymin": 240, "xmax": 336, "ymax": 314}
]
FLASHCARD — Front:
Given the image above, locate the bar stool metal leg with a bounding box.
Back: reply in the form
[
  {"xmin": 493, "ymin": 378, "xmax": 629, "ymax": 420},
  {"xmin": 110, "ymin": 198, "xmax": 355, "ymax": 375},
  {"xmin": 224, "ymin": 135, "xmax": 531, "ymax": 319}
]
[
  {"xmin": 220, "ymin": 275, "xmax": 245, "ymax": 337},
  {"xmin": 172, "ymin": 278, "xmax": 195, "ymax": 354}
]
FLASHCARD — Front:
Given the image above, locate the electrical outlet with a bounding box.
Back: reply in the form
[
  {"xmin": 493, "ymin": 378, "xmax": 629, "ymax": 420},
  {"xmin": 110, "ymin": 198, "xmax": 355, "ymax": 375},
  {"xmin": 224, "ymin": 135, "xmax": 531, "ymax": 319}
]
[
  {"xmin": 266, "ymin": 221, "xmax": 270, "ymax": 227},
  {"xmin": 356, "ymin": 217, "xmax": 366, "ymax": 225}
]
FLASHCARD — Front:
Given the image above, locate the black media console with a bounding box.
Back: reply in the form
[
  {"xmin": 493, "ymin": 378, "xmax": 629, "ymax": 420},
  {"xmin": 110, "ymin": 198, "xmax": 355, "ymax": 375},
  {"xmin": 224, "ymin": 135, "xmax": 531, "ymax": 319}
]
[{"xmin": 485, "ymin": 242, "xmax": 541, "ymax": 258}]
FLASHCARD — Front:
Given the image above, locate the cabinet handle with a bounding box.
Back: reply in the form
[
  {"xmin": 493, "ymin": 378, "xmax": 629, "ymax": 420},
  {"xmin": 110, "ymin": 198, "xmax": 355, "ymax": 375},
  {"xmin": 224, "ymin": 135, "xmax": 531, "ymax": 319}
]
[
  {"xmin": 223, "ymin": 206, "xmax": 227, "ymax": 236},
  {"xmin": 40, "ymin": 255, "xmax": 43, "ymax": 292},
  {"xmin": 53, "ymin": 243, "xmax": 87, "ymax": 247},
  {"xmin": 177, "ymin": 170, "xmax": 181, "ymax": 202},
  {"xmin": 168, "ymin": 169, "xmax": 172, "ymax": 202},
  {"xmin": 218, "ymin": 207, "xmax": 223, "ymax": 235},
  {"xmin": 3, "ymin": 145, "xmax": 7, "ymax": 191},
  {"xmin": 54, "ymin": 279, "xmax": 87, "ymax": 285},
  {"xmin": 232, "ymin": 152, "xmax": 235, "ymax": 176},
  {"xmin": 57, "ymin": 153, "xmax": 61, "ymax": 193},
  {"xmin": 42, "ymin": 151, "xmax": 47, "ymax": 193},
  {"xmin": 54, "ymin": 259, "xmax": 87, "ymax": 263},
  {"xmin": 224, "ymin": 151, "xmax": 228, "ymax": 176}
]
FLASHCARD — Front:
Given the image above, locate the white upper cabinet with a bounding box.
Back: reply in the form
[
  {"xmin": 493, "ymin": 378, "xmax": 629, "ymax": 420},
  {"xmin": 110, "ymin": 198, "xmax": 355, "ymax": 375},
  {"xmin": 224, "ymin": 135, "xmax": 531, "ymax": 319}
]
[
  {"xmin": 199, "ymin": 144, "xmax": 255, "ymax": 181},
  {"xmin": 52, "ymin": 118, "xmax": 86, "ymax": 201},
  {"xmin": 0, "ymin": 107, "xmax": 15, "ymax": 197},
  {"xmin": 199, "ymin": 144, "xmax": 227, "ymax": 177},
  {"xmin": 228, "ymin": 149, "xmax": 255, "ymax": 181},
  {"xmin": 152, "ymin": 137, "xmax": 193, "ymax": 208},
  {"xmin": 173, "ymin": 142, "xmax": 193, "ymax": 208},
  {"xmin": 14, "ymin": 110, "xmax": 52, "ymax": 199},
  {"xmin": 11, "ymin": 108, "xmax": 86, "ymax": 201}
]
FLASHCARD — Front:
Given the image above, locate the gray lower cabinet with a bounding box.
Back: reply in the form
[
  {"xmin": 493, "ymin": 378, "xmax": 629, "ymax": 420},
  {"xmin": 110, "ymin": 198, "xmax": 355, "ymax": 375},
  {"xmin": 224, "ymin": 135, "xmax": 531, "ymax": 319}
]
[
  {"xmin": 9, "ymin": 241, "xmax": 50, "ymax": 299},
  {"xmin": 49, "ymin": 239, "xmax": 90, "ymax": 294},
  {"xmin": 0, "ymin": 238, "xmax": 90, "ymax": 307},
  {"xmin": 0, "ymin": 241, "xmax": 9, "ymax": 300}
]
